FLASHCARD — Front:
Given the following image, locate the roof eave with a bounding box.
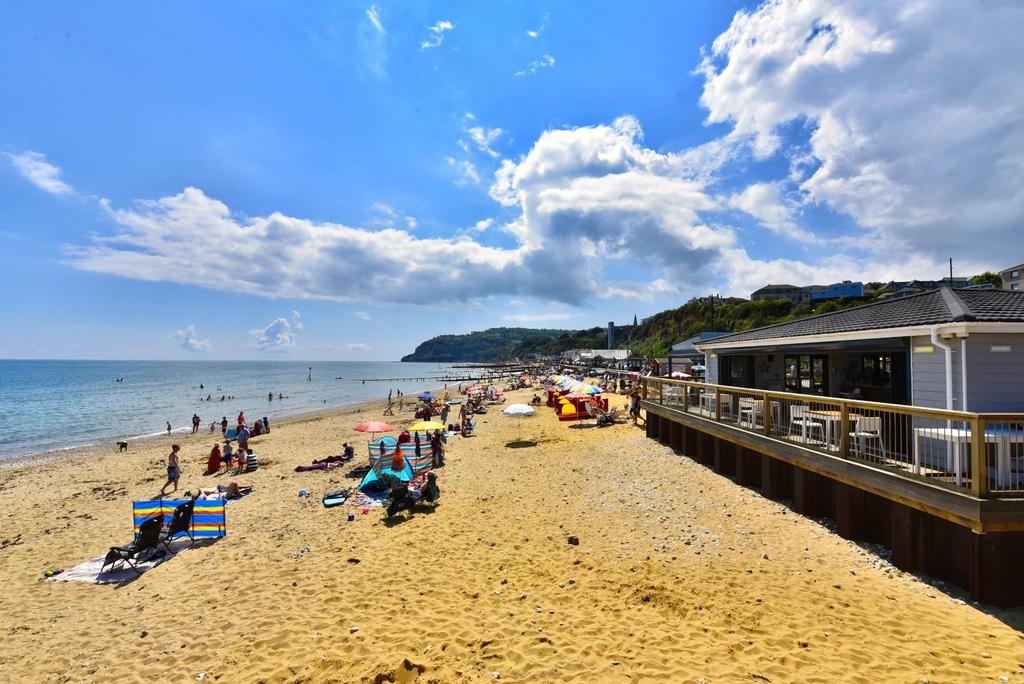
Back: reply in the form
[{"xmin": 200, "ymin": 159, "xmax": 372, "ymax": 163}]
[{"xmin": 695, "ymin": 321, "xmax": 1024, "ymax": 352}]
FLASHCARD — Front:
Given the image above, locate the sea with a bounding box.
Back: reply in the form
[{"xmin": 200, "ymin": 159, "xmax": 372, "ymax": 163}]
[{"xmin": 0, "ymin": 360, "xmax": 463, "ymax": 461}]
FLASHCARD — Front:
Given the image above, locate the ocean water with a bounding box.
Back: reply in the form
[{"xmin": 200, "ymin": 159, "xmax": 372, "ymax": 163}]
[{"xmin": 0, "ymin": 360, "xmax": 463, "ymax": 461}]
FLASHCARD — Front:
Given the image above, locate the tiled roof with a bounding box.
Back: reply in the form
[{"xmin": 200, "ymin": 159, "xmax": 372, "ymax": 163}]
[{"xmin": 703, "ymin": 289, "xmax": 1024, "ymax": 345}]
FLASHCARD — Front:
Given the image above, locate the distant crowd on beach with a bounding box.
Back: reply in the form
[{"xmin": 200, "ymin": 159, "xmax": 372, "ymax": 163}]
[{"xmin": 160, "ymin": 409, "xmax": 266, "ymax": 499}]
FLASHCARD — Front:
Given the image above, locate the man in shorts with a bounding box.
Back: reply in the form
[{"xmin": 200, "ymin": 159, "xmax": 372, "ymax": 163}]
[{"xmin": 161, "ymin": 445, "xmax": 181, "ymax": 496}]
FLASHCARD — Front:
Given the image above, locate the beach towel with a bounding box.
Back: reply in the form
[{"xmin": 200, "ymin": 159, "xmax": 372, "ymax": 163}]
[{"xmin": 51, "ymin": 540, "xmax": 199, "ymax": 584}]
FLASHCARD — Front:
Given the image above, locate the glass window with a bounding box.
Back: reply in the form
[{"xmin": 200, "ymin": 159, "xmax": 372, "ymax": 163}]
[
  {"xmin": 1012, "ymin": 270, "xmax": 1020, "ymax": 279},
  {"xmin": 785, "ymin": 355, "xmax": 828, "ymax": 394},
  {"xmin": 1013, "ymin": 283, "xmax": 1021, "ymax": 291}
]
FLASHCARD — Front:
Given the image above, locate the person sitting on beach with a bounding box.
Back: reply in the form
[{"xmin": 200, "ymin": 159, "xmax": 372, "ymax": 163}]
[
  {"xmin": 344, "ymin": 442, "xmax": 354, "ymax": 460},
  {"xmin": 205, "ymin": 443, "xmax": 221, "ymax": 475},
  {"xmin": 242, "ymin": 448, "xmax": 258, "ymax": 472},
  {"xmin": 251, "ymin": 421, "xmax": 263, "ymax": 437},
  {"xmin": 160, "ymin": 445, "xmax": 181, "ymax": 496},
  {"xmin": 222, "ymin": 440, "xmax": 234, "ymax": 470},
  {"xmin": 262, "ymin": 416, "xmax": 269, "ymax": 432},
  {"xmin": 397, "ymin": 429, "xmax": 411, "ymax": 445}
]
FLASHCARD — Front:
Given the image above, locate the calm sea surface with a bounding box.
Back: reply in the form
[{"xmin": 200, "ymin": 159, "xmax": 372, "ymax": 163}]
[{"xmin": 0, "ymin": 360, "xmax": 460, "ymax": 461}]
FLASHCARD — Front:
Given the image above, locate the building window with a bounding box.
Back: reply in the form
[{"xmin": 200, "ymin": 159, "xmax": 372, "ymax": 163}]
[
  {"xmin": 1012, "ymin": 270, "xmax": 1021, "ymax": 279},
  {"xmin": 1013, "ymin": 283, "xmax": 1020, "ymax": 290},
  {"xmin": 784, "ymin": 354, "xmax": 828, "ymax": 394}
]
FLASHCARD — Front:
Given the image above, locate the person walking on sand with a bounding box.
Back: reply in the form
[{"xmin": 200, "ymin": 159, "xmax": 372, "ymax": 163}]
[
  {"xmin": 191, "ymin": 413, "xmax": 201, "ymax": 435},
  {"xmin": 161, "ymin": 445, "xmax": 181, "ymax": 496},
  {"xmin": 221, "ymin": 416, "xmax": 228, "ymax": 435},
  {"xmin": 166, "ymin": 421, "xmax": 172, "ymax": 435},
  {"xmin": 628, "ymin": 387, "xmax": 643, "ymax": 426}
]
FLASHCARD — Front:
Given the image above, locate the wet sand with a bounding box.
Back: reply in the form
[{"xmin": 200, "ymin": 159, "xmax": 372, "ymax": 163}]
[{"xmin": 1, "ymin": 387, "xmax": 1022, "ymax": 682}]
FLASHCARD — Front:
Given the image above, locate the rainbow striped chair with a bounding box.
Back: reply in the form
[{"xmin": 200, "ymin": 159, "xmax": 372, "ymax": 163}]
[{"xmin": 132, "ymin": 499, "xmax": 227, "ymax": 548}]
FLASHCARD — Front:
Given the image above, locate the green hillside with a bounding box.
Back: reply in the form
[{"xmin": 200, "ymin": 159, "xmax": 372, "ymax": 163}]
[{"xmin": 402, "ymin": 276, "xmax": 1000, "ymax": 362}]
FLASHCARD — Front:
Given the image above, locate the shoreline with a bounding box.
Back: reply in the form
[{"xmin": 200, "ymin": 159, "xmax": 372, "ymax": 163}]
[{"xmin": 0, "ymin": 383, "xmax": 451, "ymax": 472}]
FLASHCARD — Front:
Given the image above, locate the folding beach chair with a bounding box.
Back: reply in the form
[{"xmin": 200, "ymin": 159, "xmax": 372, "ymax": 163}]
[
  {"xmin": 102, "ymin": 516, "xmax": 162, "ymax": 574},
  {"xmin": 161, "ymin": 499, "xmax": 195, "ymax": 550}
]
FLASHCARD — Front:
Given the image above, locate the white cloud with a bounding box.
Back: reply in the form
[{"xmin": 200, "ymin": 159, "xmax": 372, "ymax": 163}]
[
  {"xmin": 7, "ymin": 151, "xmax": 73, "ymax": 195},
  {"xmin": 526, "ymin": 14, "xmax": 548, "ymax": 39},
  {"xmin": 473, "ymin": 218, "xmax": 493, "ymax": 232},
  {"xmin": 421, "ymin": 20, "xmax": 453, "ymax": 49},
  {"xmin": 503, "ymin": 312, "xmax": 574, "ymax": 323},
  {"xmin": 250, "ymin": 311, "xmax": 302, "ymax": 351},
  {"xmin": 698, "ymin": 0, "xmax": 1024, "ymax": 264},
  {"xmin": 345, "ymin": 342, "xmax": 373, "ymax": 351},
  {"xmin": 466, "ymin": 124, "xmax": 503, "ymax": 158},
  {"xmin": 515, "ymin": 54, "xmax": 555, "ymax": 77},
  {"xmin": 172, "ymin": 324, "xmax": 210, "ymax": 352},
  {"xmin": 365, "ymin": 6, "xmax": 383, "ymax": 33},
  {"xmin": 727, "ymin": 181, "xmax": 816, "ymax": 241},
  {"xmin": 445, "ymin": 157, "xmax": 480, "ymax": 185},
  {"xmin": 353, "ymin": 311, "xmax": 372, "ymax": 320}
]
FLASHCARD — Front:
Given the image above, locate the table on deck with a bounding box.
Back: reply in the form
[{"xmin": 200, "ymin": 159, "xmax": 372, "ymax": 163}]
[
  {"xmin": 738, "ymin": 398, "xmax": 780, "ymax": 430},
  {"xmin": 805, "ymin": 410, "xmax": 863, "ymax": 449},
  {"xmin": 913, "ymin": 426, "xmax": 1024, "ymax": 488}
]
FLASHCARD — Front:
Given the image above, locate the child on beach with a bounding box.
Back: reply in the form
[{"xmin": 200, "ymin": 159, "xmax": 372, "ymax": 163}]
[
  {"xmin": 222, "ymin": 440, "xmax": 234, "ymax": 471},
  {"xmin": 161, "ymin": 445, "xmax": 181, "ymax": 496}
]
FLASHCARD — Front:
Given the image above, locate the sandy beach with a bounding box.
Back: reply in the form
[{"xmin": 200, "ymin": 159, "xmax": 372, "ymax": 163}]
[{"xmin": 1, "ymin": 386, "xmax": 1023, "ymax": 682}]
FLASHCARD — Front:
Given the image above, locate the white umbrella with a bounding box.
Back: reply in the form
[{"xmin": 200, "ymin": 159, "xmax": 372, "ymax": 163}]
[
  {"xmin": 691, "ymin": 363, "xmax": 706, "ymax": 372},
  {"xmin": 503, "ymin": 403, "xmax": 535, "ymax": 441},
  {"xmin": 670, "ymin": 371, "xmax": 692, "ymax": 378}
]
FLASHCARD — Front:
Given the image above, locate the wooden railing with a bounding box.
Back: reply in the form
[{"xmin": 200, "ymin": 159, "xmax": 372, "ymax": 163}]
[{"xmin": 641, "ymin": 376, "xmax": 1024, "ymax": 499}]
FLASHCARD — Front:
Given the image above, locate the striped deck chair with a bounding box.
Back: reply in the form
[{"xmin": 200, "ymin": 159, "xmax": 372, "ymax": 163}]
[{"xmin": 133, "ymin": 499, "xmax": 227, "ymax": 546}]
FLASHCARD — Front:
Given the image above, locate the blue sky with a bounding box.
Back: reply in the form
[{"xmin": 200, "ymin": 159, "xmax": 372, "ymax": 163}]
[{"xmin": 2, "ymin": 1, "xmax": 1021, "ymax": 360}]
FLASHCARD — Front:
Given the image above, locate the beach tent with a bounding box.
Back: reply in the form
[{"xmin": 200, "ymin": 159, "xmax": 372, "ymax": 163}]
[{"xmin": 359, "ymin": 455, "xmax": 414, "ymax": 494}]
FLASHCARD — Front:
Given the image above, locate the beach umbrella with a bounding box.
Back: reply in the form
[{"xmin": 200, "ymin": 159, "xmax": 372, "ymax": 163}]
[
  {"xmin": 691, "ymin": 363, "xmax": 705, "ymax": 372},
  {"xmin": 580, "ymin": 384, "xmax": 602, "ymax": 394},
  {"xmin": 670, "ymin": 371, "xmax": 692, "ymax": 378},
  {"xmin": 565, "ymin": 392, "xmax": 596, "ymax": 400},
  {"xmin": 417, "ymin": 391, "xmax": 434, "ymax": 400},
  {"xmin": 409, "ymin": 420, "xmax": 445, "ymax": 432},
  {"xmin": 354, "ymin": 420, "xmax": 394, "ymax": 439},
  {"xmin": 503, "ymin": 403, "xmax": 535, "ymax": 441}
]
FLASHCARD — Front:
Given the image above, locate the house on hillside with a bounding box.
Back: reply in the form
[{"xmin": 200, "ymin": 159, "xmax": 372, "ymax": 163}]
[
  {"xmin": 750, "ymin": 284, "xmax": 810, "ymax": 304},
  {"xmin": 1002, "ymin": 262, "xmax": 1023, "ymax": 291},
  {"xmin": 696, "ymin": 288, "xmax": 1024, "ymax": 411}
]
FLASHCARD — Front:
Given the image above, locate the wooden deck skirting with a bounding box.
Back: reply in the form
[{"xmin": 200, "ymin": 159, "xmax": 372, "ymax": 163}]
[{"xmin": 641, "ymin": 400, "xmax": 1024, "ymax": 533}]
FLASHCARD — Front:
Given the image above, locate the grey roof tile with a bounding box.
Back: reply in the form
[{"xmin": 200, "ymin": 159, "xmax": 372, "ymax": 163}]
[{"xmin": 704, "ymin": 289, "xmax": 1024, "ymax": 345}]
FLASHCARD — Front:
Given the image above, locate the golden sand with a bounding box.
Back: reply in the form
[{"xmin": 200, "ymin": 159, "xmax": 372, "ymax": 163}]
[{"xmin": 1, "ymin": 387, "xmax": 1023, "ymax": 682}]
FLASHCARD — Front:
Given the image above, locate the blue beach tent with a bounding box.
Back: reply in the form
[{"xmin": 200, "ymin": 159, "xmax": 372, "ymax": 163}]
[{"xmin": 358, "ymin": 456, "xmax": 413, "ymax": 494}]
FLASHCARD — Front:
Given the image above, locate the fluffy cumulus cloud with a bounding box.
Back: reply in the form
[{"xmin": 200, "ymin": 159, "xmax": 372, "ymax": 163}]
[
  {"xmin": 172, "ymin": 324, "xmax": 210, "ymax": 352},
  {"xmin": 250, "ymin": 311, "xmax": 302, "ymax": 351},
  {"xmin": 698, "ymin": 0, "xmax": 1024, "ymax": 264},
  {"xmin": 60, "ymin": 0, "xmax": 1023, "ymax": 305},
  {"xmin": 7, "ymin": 151, "xmax": 73, "ymax": 195}
]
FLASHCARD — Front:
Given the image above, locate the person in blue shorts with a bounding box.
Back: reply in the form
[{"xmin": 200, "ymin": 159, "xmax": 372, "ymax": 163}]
[{"xmin": 161, "ymin": 445, "xmax": 181, "ymax": 496}]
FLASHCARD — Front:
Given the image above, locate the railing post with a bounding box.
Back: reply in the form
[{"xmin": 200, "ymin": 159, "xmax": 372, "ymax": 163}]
[
  {"xmin": 971, "ymin": 416, "xmax": 987, "ymax": 497},
  {"xmin": 658, "ymin": 378, "xmax": 664, "ymax": 404},
  {"xmin": 763, "ymin": 391, "xmax": 771, "ymax": 436},
  {"xmin": 715, "ymin": 386, "xmax": 722, "ymax": 421},
  {"xmin": 641, "ymin": 378, "xmax": 648, "ymax": 400},
  {"xmin": 839, "ymin": 401, "xmax": 850, "ymax": 459}
]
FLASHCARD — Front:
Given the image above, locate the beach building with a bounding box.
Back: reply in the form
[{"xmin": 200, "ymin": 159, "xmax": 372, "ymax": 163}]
[
  {"xmin": 638, "ymin": 287, "xmax": 1024, "ymax": 606},
  {"xmin": 750, "ymin": 284, "xmax": 810, "ymax": 304},
  {"xmin": 696, "ymin": 288, "xmax": 1024, "ymax": 410},
  {"xmin": 559, "ymin": 348, "xmax": 630, "ymax": 364},
  {"xmin": 1001, "ymin": 262, "xmax": 1023, "ymax": 291}
]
